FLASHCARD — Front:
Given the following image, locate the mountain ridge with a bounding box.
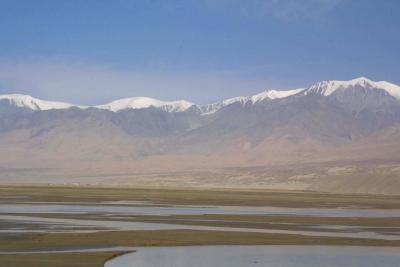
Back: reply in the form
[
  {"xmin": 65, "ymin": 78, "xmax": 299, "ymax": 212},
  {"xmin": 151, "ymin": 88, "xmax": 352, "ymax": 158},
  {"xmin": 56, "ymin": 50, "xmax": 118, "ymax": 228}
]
[
  {"xmin": 2, "ymin": 77, "xmax": 399, "ymax": 114},
  {"xmin": 1, "ymin": 76, "xmax": 400, "ymax": 193}
]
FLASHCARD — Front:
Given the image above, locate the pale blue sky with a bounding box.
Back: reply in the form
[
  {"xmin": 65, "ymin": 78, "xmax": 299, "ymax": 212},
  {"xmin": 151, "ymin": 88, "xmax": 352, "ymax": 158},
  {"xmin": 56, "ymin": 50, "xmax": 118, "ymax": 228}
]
[{"xmin": 0, "ymin": 0, "xmax": 399, "ymax": 104}]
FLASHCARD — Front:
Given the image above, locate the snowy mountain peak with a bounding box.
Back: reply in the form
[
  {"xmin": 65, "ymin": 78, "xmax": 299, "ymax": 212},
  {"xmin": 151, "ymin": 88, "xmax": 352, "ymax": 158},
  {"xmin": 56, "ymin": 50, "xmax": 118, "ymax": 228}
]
[
  {"xmin": 305, "ymin": 77, "xmax": 400, "ymax": 100},
  {"xmin": 250, "ymin": 88, "xmax": 305, "ymax": 103},
  {"xmin": 350, "ymin": 76, "xmax": 373, "ymax": 84},
  {"xmin": 0, "ymin": 94, "xmax": 75, "ymax": 110},
  {"xmin": 95, "ymin": 97, "xmax": 194, "ymax": 112},
  {"xmin": 199, "ymin": 88, "xmax": 305, "ymax": 115},
  {"xmin": 198, "ymin": 96, "xmax": 248, "ymax": 115}
]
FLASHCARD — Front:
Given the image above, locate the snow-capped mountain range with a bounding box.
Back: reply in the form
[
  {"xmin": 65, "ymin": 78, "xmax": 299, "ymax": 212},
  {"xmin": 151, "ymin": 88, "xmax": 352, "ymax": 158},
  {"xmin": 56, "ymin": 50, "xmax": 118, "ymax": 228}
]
[
  {"xmin": 2, "ymin": 76, "xmax": 400, "ymax": 192},
  {"xmin": 2, "ymin": 77, "xmax": 399, "ymax": 114},
  {"xmin": 304, "ymin": 77, "xmax": 400, "ymax": 99},
  {"xmin": 0, "ymin": 94, "xmax": 76, "ymax": 111}
]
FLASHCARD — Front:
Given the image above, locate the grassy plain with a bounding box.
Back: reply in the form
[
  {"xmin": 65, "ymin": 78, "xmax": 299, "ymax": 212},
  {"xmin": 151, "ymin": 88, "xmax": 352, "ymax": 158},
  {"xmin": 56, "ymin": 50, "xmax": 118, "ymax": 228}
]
[
  {"xmin": 0, "ymin": 252, "xmax": 127, "ymax": 267},
  {"xmin": 1, "ymin": 185, "xmax": 400, "ymax": 208},
  {"xmin": 1, "ymin": 186, "xmax": 400, "ymax": 267},
  {"xmin": 2, "ymin": 230, "xmax": 400, "ymax": 252}
]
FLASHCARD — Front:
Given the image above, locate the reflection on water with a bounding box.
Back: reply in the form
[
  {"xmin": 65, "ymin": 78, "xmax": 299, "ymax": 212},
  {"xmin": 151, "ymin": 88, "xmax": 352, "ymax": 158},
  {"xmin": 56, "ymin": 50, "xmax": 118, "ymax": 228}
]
[
  {"xmin": 105, "ymin": 245, "xmax": 400, "ymax": 267},
  {"xmin": 1, "ymin": 214, "xmax": 399, "ymax": 240},
  {"xmin": 1, "ymin": 203, "xmax": 400, "ymax": 217},
  {"xmin": 1, "ymin": 201, "xmax": 400, "ymax": 240}
]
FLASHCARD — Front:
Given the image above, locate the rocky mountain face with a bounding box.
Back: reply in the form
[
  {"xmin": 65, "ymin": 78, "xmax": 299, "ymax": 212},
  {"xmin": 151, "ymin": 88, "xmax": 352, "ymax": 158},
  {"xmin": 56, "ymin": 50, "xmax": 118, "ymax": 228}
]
[{"xmin": 1, "ymin": 77, "xmax": 400, "ymax": 192}]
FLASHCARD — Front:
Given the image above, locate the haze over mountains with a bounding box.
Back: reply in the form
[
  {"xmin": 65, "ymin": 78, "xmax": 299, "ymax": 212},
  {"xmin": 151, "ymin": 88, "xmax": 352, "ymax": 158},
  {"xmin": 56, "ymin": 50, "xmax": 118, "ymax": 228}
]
[{"xmin": 1, "ymin": 77, "xmax": 400, "ymax": 193}]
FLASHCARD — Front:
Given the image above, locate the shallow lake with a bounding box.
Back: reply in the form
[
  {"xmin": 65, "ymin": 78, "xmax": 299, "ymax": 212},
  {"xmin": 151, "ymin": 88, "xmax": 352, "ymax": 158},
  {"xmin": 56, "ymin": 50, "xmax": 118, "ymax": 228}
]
[
  {"xmin": 105, "ymin": 245, "xmax": 400, "ymax": 267},
  {"xmin": 2, "ymin": 214, "xmax": 399, "ymax": 240},
  {"xmin": 2, "ymin": 202, "xmax": 400, "ymax": 240},
  {"xmin": 1, "ymin": 203, "xmax": 400, "ymax": 217}
]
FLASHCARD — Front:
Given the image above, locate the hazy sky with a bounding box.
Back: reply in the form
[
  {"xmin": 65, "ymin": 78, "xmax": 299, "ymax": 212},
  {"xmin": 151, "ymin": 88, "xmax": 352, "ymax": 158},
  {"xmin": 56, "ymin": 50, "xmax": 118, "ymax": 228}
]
[{"xmin": 0, "ymin": 0, "xmax": 399, "ymax": 104}]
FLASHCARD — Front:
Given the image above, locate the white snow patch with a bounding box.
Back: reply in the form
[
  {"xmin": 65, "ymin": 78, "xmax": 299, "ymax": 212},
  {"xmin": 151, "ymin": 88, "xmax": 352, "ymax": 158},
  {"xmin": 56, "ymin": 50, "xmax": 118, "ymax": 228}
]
[
  {"xmin": 200, "ymin": 88, "xmax": 305, "ymax": 115},
  {"xmin": 305, "ymin": 77, "xmax": 400, "ymax": 100},
  {"xmin": 250, "ymin": 88, "xmax": 305, "ymax": 103},
  {"xmin": 95, "ymin": 97, "xmax": 194, "ymax": 112},
  {"xmin": 0, "ymin": 94, "xmax": 75, "ymax": 110},
  {"xmin": 374, "ymin": 81, "xmax": 400, "ymax": 100}
]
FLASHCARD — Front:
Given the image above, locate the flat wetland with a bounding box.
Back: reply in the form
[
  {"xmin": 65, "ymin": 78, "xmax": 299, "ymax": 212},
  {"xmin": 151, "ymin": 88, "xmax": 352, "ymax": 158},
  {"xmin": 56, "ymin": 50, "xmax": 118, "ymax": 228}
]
[
  {"xmin": 2, "ymin": 185, "xmax": 400, "ymax": 208},
  {"xmin": 1, "ymin": 186, "xmax": 400, "ymax": 267}
]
